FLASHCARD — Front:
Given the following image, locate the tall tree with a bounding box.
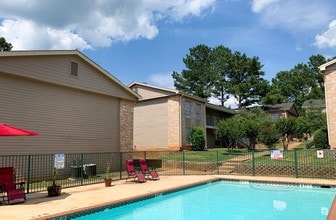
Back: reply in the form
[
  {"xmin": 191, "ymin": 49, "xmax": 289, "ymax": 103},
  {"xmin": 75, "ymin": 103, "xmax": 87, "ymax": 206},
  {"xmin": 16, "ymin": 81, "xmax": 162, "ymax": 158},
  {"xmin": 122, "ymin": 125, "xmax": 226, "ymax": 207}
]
[
  {"xmin": 172, "ymin": 44, "xmax": 216, "ymax": 99},
  {"xmin": 263, "ymin": 54, "xmax": 327, "ymax": 110},
  {"xmin": 0, "ymin": 37, "xmax": 13, "ymax": 51},
  {"xmin": 173, "ymin": 44, "xmax": 269, "ymax": 108},
  {"xmin": 212, "ymin": 45, "xmax": 232, "ymax": 106},
  {"xmin": 308, "ymin": 54, "xmax": 327, "ymax": 90},
  {"xmin": 226, "ymin": 52, "xmax": 269, "ymax": 108}
]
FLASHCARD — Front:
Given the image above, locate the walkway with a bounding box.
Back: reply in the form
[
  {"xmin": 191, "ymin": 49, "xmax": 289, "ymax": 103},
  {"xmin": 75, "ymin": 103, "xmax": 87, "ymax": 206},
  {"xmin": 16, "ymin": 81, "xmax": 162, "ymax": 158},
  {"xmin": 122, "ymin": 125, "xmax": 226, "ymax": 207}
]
[
  {"xmin": 219, "ymin": 151, "xmax": 270, "ymax": 174},
  {"xmin": 1, "ymin": 175, "xmax": 336, "ymax": 220}
]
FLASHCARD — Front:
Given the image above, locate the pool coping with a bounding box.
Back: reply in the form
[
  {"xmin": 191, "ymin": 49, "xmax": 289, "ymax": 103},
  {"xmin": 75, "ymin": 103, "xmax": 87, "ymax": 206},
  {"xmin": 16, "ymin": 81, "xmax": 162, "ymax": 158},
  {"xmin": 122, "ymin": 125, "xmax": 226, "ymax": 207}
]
[
  {"xmin": 41, "ymin": 175, "xmax": 336, "ymax": 220},
  {"xmin": 46, "ymin": 178, "xmax": 219, "ymax": 220}
]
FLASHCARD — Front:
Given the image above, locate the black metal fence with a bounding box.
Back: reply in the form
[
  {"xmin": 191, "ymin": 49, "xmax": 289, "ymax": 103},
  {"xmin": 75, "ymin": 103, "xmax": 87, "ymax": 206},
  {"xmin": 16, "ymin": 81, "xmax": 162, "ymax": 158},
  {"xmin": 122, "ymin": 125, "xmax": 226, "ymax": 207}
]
[{"xmin": 1, "ymin": 149, "xmax": 335, "ymax": 194}]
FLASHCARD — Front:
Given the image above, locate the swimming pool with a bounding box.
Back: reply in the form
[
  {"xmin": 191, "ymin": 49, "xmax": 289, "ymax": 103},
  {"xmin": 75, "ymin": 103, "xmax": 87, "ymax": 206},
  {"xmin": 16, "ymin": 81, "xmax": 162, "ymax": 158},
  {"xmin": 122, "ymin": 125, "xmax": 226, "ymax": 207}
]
[{"xmin": 61, "ymin": 181, "xmax": 335, "ymax": 220}]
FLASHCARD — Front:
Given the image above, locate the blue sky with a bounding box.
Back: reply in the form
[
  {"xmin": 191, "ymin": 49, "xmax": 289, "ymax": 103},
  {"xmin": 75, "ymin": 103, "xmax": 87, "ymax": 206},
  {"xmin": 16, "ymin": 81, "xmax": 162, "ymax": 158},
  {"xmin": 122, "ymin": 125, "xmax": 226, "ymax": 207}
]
[{"xmin": 1, "ymin": 0, "xmax": 336, "ymax": 90}]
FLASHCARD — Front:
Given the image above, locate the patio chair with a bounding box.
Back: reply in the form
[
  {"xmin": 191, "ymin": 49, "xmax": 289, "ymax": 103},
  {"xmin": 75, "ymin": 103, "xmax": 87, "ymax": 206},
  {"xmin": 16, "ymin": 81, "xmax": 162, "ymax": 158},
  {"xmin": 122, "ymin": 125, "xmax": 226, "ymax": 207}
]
[
  {"xmin": 125, "ymin": 160, "xmax": 146, "ymax": 183},
  {"xmin": 139, "ymin": 159, "xmax": 160, "ymax": 180},
  {"xmin": 0, "ymin": 167, "xmax": 26, "ymax": 204}
]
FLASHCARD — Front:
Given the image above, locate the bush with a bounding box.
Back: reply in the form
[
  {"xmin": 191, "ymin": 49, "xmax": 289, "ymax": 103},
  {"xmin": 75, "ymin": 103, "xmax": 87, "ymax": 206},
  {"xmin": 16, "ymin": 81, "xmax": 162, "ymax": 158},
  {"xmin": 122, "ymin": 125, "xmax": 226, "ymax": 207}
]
[
  {"xmin": 313, "ymin": 128, "xmax": 329, "ymax": 149},
  {"xmin": 190, "ymin": 127, "xmax": 205, "ymax": 151},
  {"xmin": 258, "ymin": 124, "xmax": 280, "ymax": 148}
]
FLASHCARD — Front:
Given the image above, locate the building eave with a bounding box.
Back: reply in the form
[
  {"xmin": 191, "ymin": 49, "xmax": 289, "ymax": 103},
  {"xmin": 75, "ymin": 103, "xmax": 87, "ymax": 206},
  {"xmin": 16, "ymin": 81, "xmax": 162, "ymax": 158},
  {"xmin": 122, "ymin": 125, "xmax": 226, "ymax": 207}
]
[{"xmin": 0, "ymin": 50, "xmax": 140, "ymax": 100}]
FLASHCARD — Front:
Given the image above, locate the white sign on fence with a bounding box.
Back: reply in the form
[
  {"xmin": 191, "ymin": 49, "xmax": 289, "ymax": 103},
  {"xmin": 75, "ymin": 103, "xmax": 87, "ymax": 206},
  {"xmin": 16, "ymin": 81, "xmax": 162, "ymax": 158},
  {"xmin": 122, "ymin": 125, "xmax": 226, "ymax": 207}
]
[
  {"xmin": 270, "ymin": 150, "xmax": 283, "ymax": 160},
  {"xmin": 54, "ymin": 154, "xmax": 65, "ymax": 169},
  {"xmin": 317, "ymin": 150, "xmax": 324, "ymax": 159}
]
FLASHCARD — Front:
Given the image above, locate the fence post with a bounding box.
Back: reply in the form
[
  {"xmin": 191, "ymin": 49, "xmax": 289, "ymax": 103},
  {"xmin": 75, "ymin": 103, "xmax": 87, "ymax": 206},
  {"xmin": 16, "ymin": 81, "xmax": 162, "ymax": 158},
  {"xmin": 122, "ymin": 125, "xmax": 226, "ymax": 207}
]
[
  {"xmin": 80, "ymin": 153, "xmax": 84, "ymax": 185},
  {"xmin": 26, "ymin": 155, "xmax": 31, "ymax": 193},
  {"xmin": 217, "ymin": 150, "xmax": 219, "ymax": 175},
  {"xmin": 294, "ymin": 149, "xmax": 298, "ymax": 178},
  {"xmin": 182, "ymin": 151, "xmax": 185, "ymax": 175},
  {"xmin": 252, "ymin": 150, "xmax": 255, "ymax": 176},
  {"xmin": 119, "ymin": 152, "xmax": 123, "ymax": 180}
]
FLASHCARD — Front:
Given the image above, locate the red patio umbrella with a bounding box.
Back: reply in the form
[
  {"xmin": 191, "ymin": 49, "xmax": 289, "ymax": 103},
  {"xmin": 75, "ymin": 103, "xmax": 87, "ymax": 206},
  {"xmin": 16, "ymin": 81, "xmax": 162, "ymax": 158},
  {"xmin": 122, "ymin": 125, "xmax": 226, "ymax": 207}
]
[{"xmin": 0, "ymin": 123, "xmax": 39, "ymax": 136}]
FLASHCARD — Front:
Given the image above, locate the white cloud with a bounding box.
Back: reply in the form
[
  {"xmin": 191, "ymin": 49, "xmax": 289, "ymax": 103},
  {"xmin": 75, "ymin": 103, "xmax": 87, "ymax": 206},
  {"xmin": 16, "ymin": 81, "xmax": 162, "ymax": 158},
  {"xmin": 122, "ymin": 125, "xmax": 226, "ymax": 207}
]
[
  {"xmin": 148, "ymin": 72, "xmax": 175, "ymax": 89},
  {"xmin": 251, "ymin": 0, "xmax": 333, "ymax": 31},
  {"xmin": 251, "ymin": 0, "xmax": 280, "ymax": 13},
  {"xmin": 0, "ymin": 0, "xmax": 216, "ymax": 50},
  {"xmin": 0, "ymin": 19, "xmax": 91, "ymax": 50},
  {"xmin": 209, "ymin": 95, "xmax": 238, "ymax": 109},
  {"xmin": 315, "ymin": 19, "xmax": 336, "ymax": 49}
]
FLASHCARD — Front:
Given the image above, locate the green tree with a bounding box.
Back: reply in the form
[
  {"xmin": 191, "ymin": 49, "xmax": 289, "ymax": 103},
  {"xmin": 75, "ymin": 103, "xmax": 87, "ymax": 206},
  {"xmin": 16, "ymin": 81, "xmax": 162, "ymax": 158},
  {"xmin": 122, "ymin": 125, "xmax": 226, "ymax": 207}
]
[
  {"xmin": 234, "ymin": 108, "xmax": 271, "ymax": 149},
  {"xmin": 172, "ymin": 44, "xmax": 216, "ymax": 99},
  {"xmin": 307, "ymin": 54, "xmax": 328, "ymax": 92},
  {"xmin": 258, "ymin": 123, "xmax": 280, "ymax": 148},
  {"xmin": 226, "ymin": 52, "xmax": 270, "ymax": 108},
  {"xmin": 212, "ymin": 45, "xmax": 232, "ymax": 106},
  {"xmin": 173, "ymin": 44, "xmax": 269, "ymax": 108},
  {"xmin": 275, "ymin": 118, "xmax": 297, "ymax": 150},
  {"xmin": 262, "ymin": 88, "xmax": 287, "ymax": 105},
  {"xmin": 264, "ymin": 55, "xmax": 327, "ymax": 110},
  {"xmin": 216, "ymin": 117, "xmax": 244, "ymax": 150},
  {"xmin": 313, "ymin": 128, "xmax": 329, "ymax": 149},
  {"xmin": 295, "ymin": 116, "xmax": 310, "ymax": 140},
  {"xmin": 0, "ymin": 37, "xmax": 13, "ymax": 51},
  {"xmin": 189, "ymin": 127, "xmax": 206, "ymax": 151},
  {"xmin": 296, "ymin": 106, "xmax": 327, "ymax": 138},
  {"xmin": 270, "ymin": 64, "xmax": 316, "ymax": 108}
]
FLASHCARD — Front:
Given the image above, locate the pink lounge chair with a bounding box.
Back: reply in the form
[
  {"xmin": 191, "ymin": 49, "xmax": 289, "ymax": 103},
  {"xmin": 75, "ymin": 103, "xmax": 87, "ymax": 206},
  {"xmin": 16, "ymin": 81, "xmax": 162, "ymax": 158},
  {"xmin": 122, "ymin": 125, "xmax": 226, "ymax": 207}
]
[
  {"xmin": 140, "ymin": 159, "xmax": 160, "ymax": 180},
  {"xmin": 0, "ymin": 167, "xmax": 26, "ymax": 204},
  {"xmin": 125, "ymin": 160, "xmax": 146, "ymax": 183}
]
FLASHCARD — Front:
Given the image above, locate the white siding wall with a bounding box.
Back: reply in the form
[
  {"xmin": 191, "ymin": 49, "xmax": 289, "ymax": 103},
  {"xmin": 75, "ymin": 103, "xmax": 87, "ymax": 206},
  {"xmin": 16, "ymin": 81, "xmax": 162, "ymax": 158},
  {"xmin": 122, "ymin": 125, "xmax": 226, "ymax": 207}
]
[{"xmin": 0, "ymin": 74, "xmax": 120, "ymax": 154}]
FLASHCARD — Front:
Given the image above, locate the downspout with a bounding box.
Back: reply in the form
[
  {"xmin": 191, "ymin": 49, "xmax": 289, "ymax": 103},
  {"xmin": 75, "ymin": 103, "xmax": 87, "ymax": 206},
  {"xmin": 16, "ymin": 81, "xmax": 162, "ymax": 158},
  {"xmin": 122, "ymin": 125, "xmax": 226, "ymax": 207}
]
[
  {"xmin": 179, "ymin": 93, "xmax": 183, "ymax": 149},
  {"xmin": 320, "ymin": 68, "xmax": 331, "ymax": 148},
  {"xmin": 204, "ymin": 103, "xmax": 207, "ymax": 149}
]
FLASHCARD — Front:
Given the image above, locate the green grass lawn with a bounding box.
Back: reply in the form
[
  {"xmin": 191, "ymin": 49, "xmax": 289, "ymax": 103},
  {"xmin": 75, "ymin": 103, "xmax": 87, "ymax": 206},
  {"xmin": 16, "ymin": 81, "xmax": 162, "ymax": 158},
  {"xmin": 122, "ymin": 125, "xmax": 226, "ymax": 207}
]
[
  {"xmin": 159, "ymin": 147, "xmax": 336, "ymax": 167},
  {"xmin": 161, "ymin": 148, "xmax": 253, "ymax": 163},
  {"xmin": 249, "ymin": 149, "xmax": 336, "ymax": 167}
]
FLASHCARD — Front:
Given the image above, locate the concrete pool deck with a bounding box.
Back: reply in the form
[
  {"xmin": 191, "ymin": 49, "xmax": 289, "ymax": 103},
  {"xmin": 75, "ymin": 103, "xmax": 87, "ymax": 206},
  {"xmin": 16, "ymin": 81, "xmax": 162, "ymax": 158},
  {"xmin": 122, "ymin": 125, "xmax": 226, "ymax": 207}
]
[{"xmin": 1, "ymin": 175, "xmax": 336, "ymax": 220}]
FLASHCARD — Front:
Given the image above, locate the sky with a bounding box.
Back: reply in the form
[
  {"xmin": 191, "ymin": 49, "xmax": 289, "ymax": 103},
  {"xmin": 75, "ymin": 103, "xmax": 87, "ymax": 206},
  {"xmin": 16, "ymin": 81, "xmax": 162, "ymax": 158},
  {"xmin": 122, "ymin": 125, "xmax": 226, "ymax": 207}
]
[{"xmin": 1, "ymin": 0, "xmax": 336, "ymax": 92}]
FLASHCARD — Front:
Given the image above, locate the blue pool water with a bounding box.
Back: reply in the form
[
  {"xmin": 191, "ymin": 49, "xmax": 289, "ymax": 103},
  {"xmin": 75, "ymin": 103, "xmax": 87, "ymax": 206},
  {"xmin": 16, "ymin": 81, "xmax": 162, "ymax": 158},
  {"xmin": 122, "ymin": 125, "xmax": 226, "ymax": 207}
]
[{"xmin": 73, "ymin": 181, "xmax": 335, "ymax": 220}]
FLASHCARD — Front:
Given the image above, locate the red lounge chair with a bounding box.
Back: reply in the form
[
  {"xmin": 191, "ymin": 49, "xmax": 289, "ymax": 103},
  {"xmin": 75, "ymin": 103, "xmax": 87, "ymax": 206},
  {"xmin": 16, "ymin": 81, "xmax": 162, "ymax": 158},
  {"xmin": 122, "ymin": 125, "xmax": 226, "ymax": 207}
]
[
  {"xmin": 0, "ymin": 167, "xmax": 26, "ymax": 204},
  {"xmin": 125, "ymin": 160, "xmax": 146, "ymax": 183},
  {"xmin": 140, "ymin": 159, "xmax": 160, "ymax": 180}
]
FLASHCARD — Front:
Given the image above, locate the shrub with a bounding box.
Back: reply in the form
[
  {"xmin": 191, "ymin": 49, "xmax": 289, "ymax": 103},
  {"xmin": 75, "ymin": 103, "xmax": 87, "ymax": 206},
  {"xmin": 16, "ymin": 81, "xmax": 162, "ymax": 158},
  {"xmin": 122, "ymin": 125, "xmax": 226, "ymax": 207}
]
[
  {"xmin": 313, "ymin": 128, "xmax": 329, "ymax": 149},
  {"xmin": 258, "ymin": 124, "xmax": 280, "ymax": 148},
  {"xmin": 190, "ymin": 127, "xmax": 205, "ymax": 151}
]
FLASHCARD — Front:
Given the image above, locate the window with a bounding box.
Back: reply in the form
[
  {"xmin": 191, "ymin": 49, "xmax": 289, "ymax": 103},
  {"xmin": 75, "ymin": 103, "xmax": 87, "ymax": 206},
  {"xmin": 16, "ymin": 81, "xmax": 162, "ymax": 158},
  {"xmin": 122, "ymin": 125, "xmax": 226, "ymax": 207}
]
[
  {"xmin": 272, "ymin": 113, "xmax": 280, "ymax": 120},
  {"xmin": 184, "ymin": 100, "xmax": 192, "ymax": 144},
  {"xmin": 184, "ymin": 100, "xmax": 191, "ymax": 119},
  {"xmin": 70, "ymin": 61, "xmax": 79, "ymax": 77},
  {"xmin": 195, "ymin": 103, "xmax": 202, "ymax": 125}
]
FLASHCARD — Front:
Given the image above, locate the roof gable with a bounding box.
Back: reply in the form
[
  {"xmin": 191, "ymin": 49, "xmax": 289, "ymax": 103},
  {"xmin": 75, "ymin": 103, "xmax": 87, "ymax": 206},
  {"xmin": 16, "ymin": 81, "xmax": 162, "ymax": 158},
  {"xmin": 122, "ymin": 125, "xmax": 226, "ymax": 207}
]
[
  {"xmin": 129, "ymin": 81, "xmax": 206, "ymax": 103},
  {"xmin": 319, "ymin": 58, "xmax": 336, "ymax": 73},
  {"xmin": 0, "ymin": 50, "xmax": 139, "ymax": 100},
  {"xmin": 265, "ymin": 102, "xmax": 299, "ymax": 117}
]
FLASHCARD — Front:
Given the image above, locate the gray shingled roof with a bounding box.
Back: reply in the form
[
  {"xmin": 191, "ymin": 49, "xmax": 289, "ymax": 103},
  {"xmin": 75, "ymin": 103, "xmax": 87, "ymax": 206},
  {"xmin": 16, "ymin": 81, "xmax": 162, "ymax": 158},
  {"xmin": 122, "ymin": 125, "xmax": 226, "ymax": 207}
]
[
  {"xmin": 302, "ymin": 99, "xmax": 325, "ymax": 108},
  {"xmin": 266, "ymin": 102, "xmax": 299, "ymax": 117}
]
